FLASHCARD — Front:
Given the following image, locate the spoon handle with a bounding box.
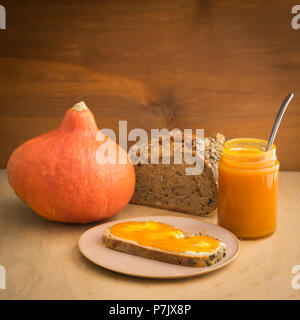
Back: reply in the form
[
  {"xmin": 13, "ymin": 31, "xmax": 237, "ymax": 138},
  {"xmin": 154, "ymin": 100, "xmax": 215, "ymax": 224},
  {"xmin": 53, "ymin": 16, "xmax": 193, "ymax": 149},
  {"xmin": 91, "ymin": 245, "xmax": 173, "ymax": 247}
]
[{"xmin": 266, "ymin": 92, "xmax": 294, "ymax": 151}]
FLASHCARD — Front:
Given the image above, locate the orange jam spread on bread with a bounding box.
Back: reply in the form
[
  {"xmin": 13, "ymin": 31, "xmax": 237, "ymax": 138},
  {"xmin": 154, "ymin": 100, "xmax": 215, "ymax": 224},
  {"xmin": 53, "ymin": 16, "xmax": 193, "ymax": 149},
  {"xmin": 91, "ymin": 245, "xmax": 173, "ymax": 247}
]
[{"xmin": 110, "ymin": 221, "xmax": 220, "ymax": 254}]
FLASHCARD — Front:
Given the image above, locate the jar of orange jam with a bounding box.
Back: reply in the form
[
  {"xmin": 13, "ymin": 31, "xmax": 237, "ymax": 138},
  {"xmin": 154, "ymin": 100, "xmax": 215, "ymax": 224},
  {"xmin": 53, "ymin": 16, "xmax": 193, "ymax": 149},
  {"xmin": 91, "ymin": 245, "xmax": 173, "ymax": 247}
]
[{"xmin": 218, "ymin": 138, "xmax": 279, "ymax": 239}]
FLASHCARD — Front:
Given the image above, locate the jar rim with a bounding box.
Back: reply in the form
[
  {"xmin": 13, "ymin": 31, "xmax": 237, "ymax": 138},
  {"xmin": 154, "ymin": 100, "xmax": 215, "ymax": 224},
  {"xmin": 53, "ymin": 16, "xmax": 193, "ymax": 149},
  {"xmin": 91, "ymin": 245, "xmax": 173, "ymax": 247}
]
[{"xmin": 222, "ymin": 138, "xmax": 276, "ymax": 162}]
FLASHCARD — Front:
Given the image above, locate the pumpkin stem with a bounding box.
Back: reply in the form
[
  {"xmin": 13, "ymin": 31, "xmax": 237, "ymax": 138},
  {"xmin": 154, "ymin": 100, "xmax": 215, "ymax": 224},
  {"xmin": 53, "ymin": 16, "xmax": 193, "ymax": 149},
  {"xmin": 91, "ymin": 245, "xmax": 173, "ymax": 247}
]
[{"xmin": 72, "ymin": 101, "xmax": 88, "ymax": 112}]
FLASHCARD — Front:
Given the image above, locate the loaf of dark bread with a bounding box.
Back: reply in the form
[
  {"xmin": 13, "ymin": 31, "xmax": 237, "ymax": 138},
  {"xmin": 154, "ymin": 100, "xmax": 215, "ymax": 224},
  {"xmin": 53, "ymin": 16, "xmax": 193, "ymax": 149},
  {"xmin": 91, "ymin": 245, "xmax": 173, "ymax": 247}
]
[{"xmin": 130, "ymin": 133, "xmax": 225, "ymax": 216}]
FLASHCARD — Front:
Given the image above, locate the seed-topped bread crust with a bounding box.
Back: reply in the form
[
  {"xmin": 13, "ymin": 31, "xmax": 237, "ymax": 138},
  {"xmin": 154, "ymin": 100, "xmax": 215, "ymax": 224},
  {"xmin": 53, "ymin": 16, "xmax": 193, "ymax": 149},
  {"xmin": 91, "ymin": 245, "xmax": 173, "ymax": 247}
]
[{"xmin": 130, "ymin": 133, "xmax": 225, "ymax": 216}]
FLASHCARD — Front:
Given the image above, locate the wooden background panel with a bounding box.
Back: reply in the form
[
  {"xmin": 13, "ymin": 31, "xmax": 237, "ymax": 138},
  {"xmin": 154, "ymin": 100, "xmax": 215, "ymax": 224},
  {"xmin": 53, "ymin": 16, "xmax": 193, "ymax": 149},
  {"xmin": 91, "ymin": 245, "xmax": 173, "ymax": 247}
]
[{"xmin": 0, "ymin": 0, "xmax": 299, "ymax": 169}]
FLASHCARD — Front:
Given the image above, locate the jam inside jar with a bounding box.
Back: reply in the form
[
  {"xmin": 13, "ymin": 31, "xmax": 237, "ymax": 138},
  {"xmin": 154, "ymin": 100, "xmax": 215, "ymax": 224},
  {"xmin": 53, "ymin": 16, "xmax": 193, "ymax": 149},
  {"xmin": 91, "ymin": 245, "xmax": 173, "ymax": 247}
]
[{"xmin": 218, "ymin": 138, "xmax": 279, "ymax": 239}]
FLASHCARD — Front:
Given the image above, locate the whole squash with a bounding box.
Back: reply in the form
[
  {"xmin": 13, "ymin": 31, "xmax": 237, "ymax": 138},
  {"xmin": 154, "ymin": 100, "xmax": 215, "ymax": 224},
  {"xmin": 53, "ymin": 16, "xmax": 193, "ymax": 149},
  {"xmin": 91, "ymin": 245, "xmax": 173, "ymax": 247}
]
[{"xmin": 7, "ymin": 102, "xmax": 135, "ymax": 223}]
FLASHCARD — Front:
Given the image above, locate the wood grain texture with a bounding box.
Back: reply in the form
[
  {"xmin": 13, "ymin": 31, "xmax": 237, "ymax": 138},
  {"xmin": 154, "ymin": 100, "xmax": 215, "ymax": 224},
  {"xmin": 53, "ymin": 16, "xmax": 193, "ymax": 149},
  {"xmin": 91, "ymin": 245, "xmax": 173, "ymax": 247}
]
[
  {"xmin": 0, "ymin": 0, "xmax": 300, "ymax": 169},
  {"xmin": 1, "ymin": 169, "xmax": 300, "ymax": 299}
]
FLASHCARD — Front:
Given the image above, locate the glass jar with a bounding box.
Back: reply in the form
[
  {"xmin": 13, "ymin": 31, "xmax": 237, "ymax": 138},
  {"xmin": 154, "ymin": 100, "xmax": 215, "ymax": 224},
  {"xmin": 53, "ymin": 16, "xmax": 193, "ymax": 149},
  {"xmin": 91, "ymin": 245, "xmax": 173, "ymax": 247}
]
[{"xmin": 218, "ymin": 138, "xmax": 279, "ymax": 239}]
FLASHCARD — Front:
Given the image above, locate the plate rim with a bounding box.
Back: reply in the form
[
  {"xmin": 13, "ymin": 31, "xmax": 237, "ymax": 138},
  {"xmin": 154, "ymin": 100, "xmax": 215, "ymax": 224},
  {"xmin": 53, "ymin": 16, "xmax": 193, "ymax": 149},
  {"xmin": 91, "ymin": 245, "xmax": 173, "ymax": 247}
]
[{"xmin": 78, "ymin": 215, "xmax": 240, "ymax": 279}]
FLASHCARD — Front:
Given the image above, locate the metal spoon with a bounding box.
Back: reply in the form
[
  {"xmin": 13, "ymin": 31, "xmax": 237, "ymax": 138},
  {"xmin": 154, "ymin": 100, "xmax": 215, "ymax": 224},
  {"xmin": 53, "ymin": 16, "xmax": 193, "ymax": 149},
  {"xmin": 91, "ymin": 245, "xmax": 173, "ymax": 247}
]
[{"xmin": 266, "ymin": 92, "xmax": 294, "ymax": 151}]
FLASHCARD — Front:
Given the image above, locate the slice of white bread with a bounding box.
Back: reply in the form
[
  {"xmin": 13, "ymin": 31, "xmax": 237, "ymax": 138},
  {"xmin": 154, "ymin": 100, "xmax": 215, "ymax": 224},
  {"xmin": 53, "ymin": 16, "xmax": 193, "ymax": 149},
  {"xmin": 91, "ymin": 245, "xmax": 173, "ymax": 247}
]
[{"xmin": 102, "ymin": 221, "xmax": 226, "ymax": 267}]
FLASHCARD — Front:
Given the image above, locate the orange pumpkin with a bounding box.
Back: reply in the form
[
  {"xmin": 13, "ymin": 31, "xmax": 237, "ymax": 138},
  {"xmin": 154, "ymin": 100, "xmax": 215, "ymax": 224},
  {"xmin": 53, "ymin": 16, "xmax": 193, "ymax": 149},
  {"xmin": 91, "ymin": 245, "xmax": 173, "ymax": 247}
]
[{"xmin": 7, "ymin": 102, "xmax": 135, "ymax": 223}]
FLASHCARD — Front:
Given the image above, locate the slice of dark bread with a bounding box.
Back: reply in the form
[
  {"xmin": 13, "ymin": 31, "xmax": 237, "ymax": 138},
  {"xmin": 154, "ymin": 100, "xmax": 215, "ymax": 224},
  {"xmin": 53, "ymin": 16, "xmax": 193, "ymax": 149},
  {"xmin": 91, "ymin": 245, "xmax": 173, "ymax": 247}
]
[
  {"xmin": 130, "ymin": 133, "xmax": 225, "ymax": 216},
  {"xmin": 102, "ymin": 226, "xmax": 226, "ymax": 267}
]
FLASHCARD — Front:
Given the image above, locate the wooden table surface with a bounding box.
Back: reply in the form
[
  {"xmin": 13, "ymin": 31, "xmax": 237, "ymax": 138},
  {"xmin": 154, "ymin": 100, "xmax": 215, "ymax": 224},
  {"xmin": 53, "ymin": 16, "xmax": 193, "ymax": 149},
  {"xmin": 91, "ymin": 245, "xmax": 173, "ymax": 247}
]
[{"xmin": 0, "ymin": 169, "xmax": 300, "ymax": 300}]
